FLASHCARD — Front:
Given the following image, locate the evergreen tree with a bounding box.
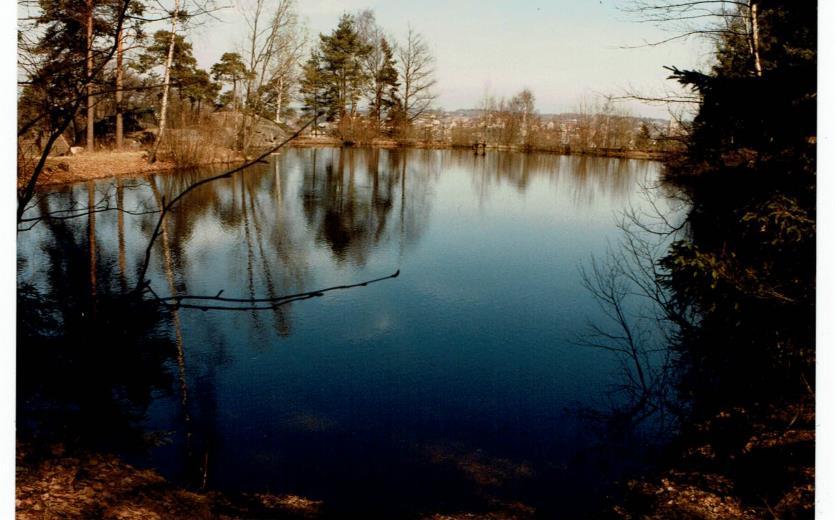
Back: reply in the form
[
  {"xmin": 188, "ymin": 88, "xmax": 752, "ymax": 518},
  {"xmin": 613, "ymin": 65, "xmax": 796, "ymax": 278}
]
[
  {"xmin": 317, "ymin": 14, "xmax": 371, "ymax": 121},
  {"xmin": 135, "ymin": 30, "xmax": 198, "ymax": 92},
  {"xmin": 181, "ymin": 68, "xmax": 220, "ymax": 114},
  {"xmin": 299, "ymin": 51, "xmax": 327, "ymax": 128},
  {"xmin": 23, "ymin": 0, "xmax": 118, "ymax": 144},
  {"xmin": 660, "ymin": 1, "xmax": 816, "ymax": 411},
  {"xmin": 136, "ymin": 29, "xmax": 220, "ymax": 128},
  {"xmin": 210, "ymin": 52, "xmax": 249, "ymax": 111},
  {"xmin": 369, "ymin": 37, "xmax": 400, "ymax": 126}
]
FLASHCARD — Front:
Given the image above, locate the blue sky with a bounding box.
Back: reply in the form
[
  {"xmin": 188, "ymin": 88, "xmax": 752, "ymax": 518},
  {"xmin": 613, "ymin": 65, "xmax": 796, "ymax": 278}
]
[{"xmin": 188, "ymin": 0, "xmax": 710, "ymax": 118}]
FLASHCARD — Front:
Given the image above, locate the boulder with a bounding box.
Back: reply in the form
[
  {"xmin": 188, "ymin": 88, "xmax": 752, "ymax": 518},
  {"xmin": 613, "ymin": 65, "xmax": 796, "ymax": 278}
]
[{"xmin": 52, "ymin": 134, "xmax": 71, "ymax": 156}]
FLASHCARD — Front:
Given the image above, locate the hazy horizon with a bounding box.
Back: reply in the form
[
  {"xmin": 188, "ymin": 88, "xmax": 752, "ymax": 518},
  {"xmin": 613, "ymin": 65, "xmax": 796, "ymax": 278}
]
[{"xmin": 186, "ymin": 0, "xmax": 711, "ymax": 120}]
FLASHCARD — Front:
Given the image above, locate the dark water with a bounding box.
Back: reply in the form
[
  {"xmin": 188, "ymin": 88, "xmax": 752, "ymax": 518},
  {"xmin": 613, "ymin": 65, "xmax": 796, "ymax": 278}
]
[{"xmin": 17, "ymin": 148, "xmax": 674, "ymax": 517}]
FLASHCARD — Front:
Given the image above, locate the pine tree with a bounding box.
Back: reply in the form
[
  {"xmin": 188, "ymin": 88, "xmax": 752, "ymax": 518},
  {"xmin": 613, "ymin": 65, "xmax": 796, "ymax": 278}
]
[
  {"xmin": 136, "ymin": 30, "xmax": 198, "ymax": 92},
  {"xmin": 26, "ymin": 0, "xmax": 112, "ymax": 146},
  {"xmin": 181, "ymin": 68, "xmax": 220, "ymax": 115},
  {"xmin": 299, "ymin": 51, "xmax": 327, "ymax": 130},
  {"xmin": 317, "ymin": 14, "xmax": 371, "ymax": 121},
  {"xmin": 210, "ymin": 52, "xmax": 249, "ymax": 112},
  {"xmin": 369, "ymin": 37, "xmax": 399, "ymax": 126}
]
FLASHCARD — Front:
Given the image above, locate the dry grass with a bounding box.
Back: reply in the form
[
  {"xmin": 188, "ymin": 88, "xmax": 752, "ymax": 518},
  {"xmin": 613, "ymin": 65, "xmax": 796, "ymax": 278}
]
[
  {"xmin": 36, "ymin": 152, "xmax": 177, "ymax": 187},
  {"xmin": 157, "ymin": 115, "xmax": 240, "ymax": 168}
]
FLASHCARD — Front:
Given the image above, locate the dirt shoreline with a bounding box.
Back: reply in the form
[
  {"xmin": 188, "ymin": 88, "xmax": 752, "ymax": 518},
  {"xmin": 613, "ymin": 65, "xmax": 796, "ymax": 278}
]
[{"xmin": 34, "ymin": 152, "xmax": 242, "ymax": 188}]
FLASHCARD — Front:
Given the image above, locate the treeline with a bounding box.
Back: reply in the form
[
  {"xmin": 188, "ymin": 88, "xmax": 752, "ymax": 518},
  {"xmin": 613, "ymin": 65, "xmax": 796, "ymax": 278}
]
[
  {"xmin": 18, "ymin": 0, "xmax": 311, "ymax": 162},
  {"xmin": 17, "ymin": 0, "xmax": 312, "ymax": 219},
  {"xmin": 17, "ymin": 0, "xmax": 439, "ymax": 163},
  {"xmin": 17, "ymin": 0, "xmax": 669, "ymax": 173},
  {"xmin": 297, "ymin": 12, "xmax": 437, "ymax": 142},
  {"xmin": 447, "ymin": 90, "xmax": 674, "ymax": 154}
]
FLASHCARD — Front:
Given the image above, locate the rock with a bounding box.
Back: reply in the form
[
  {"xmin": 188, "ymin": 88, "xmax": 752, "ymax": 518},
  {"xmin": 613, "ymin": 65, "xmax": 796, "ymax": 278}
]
[
  {"xmin": 69, "ymin": 146, "xmax": 84, "ymax": 156},
  {"xmin": 53, "ymin": 134, "xmax": 71, "ymax": 156}
]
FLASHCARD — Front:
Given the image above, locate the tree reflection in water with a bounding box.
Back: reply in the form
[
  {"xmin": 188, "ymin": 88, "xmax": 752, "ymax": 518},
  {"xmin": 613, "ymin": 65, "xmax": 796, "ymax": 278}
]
[{"xmin": 18, "ymin": 185, "xmax": 178, "ymax": 455}]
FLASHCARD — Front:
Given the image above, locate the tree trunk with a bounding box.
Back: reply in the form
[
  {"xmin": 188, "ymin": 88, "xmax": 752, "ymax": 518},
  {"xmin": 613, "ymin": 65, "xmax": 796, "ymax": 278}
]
[
  {"xmin": 115, "ymin": 25, "xmax": 124, "ymax": 149},
  {"xmin": 275, "ymin": 77, "xmax": 284, "ymax": 124},
  {"xmin": 86, "ymin": 0, "xmax": 95, "ymax": 152},
  {"xmin": 750, "ymin": 2, "xmax": 763, "ymax": 77},
  {"xmin": 149, "ymin": 0, "xmax": 180, "ymax": 163},
  {"xmin": 232, "ymin": 80, "xmax": 244, "ymax": 150}
]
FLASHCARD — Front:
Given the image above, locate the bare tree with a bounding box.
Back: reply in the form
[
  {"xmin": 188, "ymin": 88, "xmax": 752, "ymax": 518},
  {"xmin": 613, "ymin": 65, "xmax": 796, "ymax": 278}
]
[
  {"xmin": 622, "ymin": 1, "xmax": 762, "ymax": 75},
  {"xmin": 514, "ymin": 88, "xmax": 536, "ymax": 148},
  {"xmin": 237, "ymin": 0, "xmax": 304, "ymax": 150},
  {"xmin": 269, "ymin": 21, "xmax": 306, "ymax": 125},
  {"xmin": 475, "ymin": 86, "xmax": 496, "ymax": 143},
  {"xmin": 355, "ymin": 9, "xmax": 400, "ymax": 129},
  {"xmin": 572, "ymin": 95, "xmax": 598, "ymax": 152},
  {"xmin": 148, "ymin": 0, "xmax": 180, "ymax": 163},
  {"xmin": 397, "ymin": 25, "xmax": 436, "ymax": 123}
]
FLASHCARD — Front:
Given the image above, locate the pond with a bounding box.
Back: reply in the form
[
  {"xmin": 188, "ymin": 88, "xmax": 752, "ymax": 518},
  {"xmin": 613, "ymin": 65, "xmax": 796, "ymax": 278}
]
[{"xmin": 17, "ymin": 148, "xmax": 675, "ymax": 517}]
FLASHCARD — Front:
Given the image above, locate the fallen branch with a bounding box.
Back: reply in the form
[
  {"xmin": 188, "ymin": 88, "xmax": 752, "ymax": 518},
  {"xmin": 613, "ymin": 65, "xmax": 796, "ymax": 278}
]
[{"xmin": 147, "ymin": 270, "xmax": 400, "ymax": 311}]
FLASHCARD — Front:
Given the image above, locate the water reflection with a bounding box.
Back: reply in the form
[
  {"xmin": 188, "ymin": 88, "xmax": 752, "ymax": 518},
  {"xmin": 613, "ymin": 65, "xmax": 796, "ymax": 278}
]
[
  {"xmin": 299, "ymin": 148, "xmax": 437, "ymax": 265},
  {"xmin": 18, "ymin": 148, "xmax": 662, "ymax": 517},
  {"xmin": 449, "ymin": 151, "xmax": 644, "ymax": 208},
  {"xmin": 17, "ymin": 200, "xmax": 177, "ymax": 454}
]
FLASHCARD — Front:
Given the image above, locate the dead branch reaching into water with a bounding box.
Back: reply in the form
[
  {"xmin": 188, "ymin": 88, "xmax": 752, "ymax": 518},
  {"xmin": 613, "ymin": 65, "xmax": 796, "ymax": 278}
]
[{"xmin": 146, "ymin": 270, "xmax": 400, "ymax": 311}]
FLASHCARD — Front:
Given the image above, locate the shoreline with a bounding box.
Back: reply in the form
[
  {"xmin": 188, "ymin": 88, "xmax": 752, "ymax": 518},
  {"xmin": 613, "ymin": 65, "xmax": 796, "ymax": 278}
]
[
  {"xmin": 32, "ymin": 151, "xmax": 245, "ymax": 188},
  {"xmin": 292, "ymin": 135, "xmax": 671, "ymax": 160},
  {"xmin": 30, "ymin": 141, "xmax": 669, "ymax": 188}
]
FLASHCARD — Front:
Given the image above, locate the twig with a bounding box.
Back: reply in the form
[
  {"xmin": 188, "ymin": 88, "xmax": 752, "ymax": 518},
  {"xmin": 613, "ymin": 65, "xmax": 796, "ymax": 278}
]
[{"xmin": 148, "ymin": 270, "xmax": 400, "ymax": 311}]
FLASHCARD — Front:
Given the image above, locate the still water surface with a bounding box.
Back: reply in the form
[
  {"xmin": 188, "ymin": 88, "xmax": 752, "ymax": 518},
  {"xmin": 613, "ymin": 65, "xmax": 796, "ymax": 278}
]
[{"xmin": 18, "ymin": 148, "xmax": 670, "ymax": 517}]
